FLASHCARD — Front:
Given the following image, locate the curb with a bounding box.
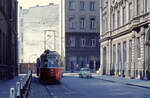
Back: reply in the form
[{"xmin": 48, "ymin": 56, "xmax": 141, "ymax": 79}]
[
  {"xmin": 125, "ymin": 83, "xmax": 150, "ymax": 89},
  {"xmin": 94, "ymin": 76, "xmax": 150, "ymax": 89}
]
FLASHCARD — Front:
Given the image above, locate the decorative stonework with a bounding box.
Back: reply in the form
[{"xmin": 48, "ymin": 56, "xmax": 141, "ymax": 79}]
[{"xmin": 100, "ymin": 0, "xmax": 150, "ymax": 80}]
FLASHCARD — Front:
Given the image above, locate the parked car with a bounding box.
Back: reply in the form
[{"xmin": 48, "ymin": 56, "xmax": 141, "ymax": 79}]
[{"xmin": 79, "ymin": 68, "xmax": 92, "ymax": 78}]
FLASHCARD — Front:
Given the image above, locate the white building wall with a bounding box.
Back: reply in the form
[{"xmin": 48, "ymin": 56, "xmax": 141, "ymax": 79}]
[{"xmin": 19, "ymin": 4, "xmax": 60, "ymax": 62}]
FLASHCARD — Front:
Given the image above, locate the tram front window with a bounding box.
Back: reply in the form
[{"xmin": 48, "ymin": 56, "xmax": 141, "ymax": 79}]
[{"xmin": 48, "ymin": 58, "xmax": 57, "ymax": 67}]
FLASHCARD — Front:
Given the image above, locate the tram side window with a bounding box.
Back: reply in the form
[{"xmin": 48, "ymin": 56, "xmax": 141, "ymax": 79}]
[{"xmin": 43, "ymin": 60, "xmax": 48, "ymax": 67}]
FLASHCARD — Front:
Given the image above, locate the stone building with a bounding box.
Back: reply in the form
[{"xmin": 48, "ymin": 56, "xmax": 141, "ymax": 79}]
[
  {"xmin": 62, "ymin": 0, "xmax": 100, "ymax": 71},
  {"xmin": 0, "ymin": 0, "xmax": 18, "ymax": 80},
  {"xmin": 99, "ymin": 0, "xmax": 150, "ymax": 79}
]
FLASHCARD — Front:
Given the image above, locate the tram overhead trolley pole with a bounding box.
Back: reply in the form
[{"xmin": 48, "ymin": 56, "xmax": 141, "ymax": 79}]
[{"xmin": 43, "ymin": 30, "xmax": 57, "ymax": 51}]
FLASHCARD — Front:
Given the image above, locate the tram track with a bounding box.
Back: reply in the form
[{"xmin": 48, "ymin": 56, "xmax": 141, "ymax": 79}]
[
  {"xmin": 44, "ymin": 82, "xmax": 83, "ymax": 98},
  {"xmin": 44, "ymin": 85, "xmax": 57, "ymax": 98},
  {"xmin": 29, "ymin": 77, "xmax": 85, "ymax": 98}
]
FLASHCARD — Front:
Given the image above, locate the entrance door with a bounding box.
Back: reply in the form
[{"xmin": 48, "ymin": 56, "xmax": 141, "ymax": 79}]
[
  {"xmin": 103, "ymin": 47, "xmax": 106, "ymax": 74},
  {"xmin": 145, "ymin": 29, "xmax": 150, "ymax": 79}
]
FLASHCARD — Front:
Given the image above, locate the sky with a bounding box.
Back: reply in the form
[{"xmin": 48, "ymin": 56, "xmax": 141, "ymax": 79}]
[{"xmin": 18, "ymin": 0, "xmax": 60, "ymax": 9}]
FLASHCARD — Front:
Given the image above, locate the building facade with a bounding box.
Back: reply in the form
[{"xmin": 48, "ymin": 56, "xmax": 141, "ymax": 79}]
[
  {"xmin": 63, "ymin": 0, "xmax": 100, "ymax": 71},
  {"xmin": 20, "ymin": 63, "xmax": 36, "ymax": 74},
  {"xmin": 19, "ymin": 3, "xmax": 60, "ymax": 63},
  {"xmin": 0, "ymin": 0, "xmax": 18, "ymax": 80},
  {"xmin": 99, "ymin": 0, "xmax": 150, "ymax": 80}
]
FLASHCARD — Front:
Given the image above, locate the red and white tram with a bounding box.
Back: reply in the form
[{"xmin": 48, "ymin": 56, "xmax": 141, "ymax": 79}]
[{"xmin": 37, "ymin": 50, "xmax": 64, "ymax": 83}]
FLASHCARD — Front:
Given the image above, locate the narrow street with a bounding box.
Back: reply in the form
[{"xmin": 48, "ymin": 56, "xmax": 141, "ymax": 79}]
[
  {"xmin": 29, "ymin": 74, "xmax": 84, "ymax": 98},
  {"xmin": 29, "ymin": 73, "xmax": 150, "ymax": 98}
]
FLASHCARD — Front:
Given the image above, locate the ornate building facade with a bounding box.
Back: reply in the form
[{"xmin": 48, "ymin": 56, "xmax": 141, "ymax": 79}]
[
  {"xmin": 99, "ymin": 0, "xmax": 150, "ymax": 79},
  {"xmin": 0, "ymin": 0, "xmax": 18, "ymax": 80},
  {"xmin": 63, "ymin": 0, "xmax": 100, "ymax": 71}
]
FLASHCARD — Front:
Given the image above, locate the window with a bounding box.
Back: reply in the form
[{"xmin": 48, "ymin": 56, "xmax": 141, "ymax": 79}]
[
  {"xmin": 129, "ymin": 40, "xmax": 132, "ymax": 63},
  {"xmin": 129, "ymin": 3, "xmax": 132, "ymax": 21},
  {"xmin": 113, "ymin": 44, "xmax": 116, "ymax": 70},
  {"xmin": 145, "ymin": 0, "xmax": 150, "ymax": 12},
  {"xmin": 103, "ymin": 47, "xmax": 107, "ymax": 74},
  {"xmin": 105, "ymin": 17, "xmax": 108, "ymax": 31},
  {"xmin": 69, "ymin": 37, "xmax": 75, "ymax": 47},
  {"xmin": 117, "ymin": 11, "xmax": 120, "ymax": 28},
  {"xmin": 80, "ymin": 1, "xmax": 85, "ymax": 10},
  {"xmin": 123, "ymin": 41, "xmax": 127, "ymax": 74},
  {"xmin": 90, "ymin": 1, "xmax": 95, "ymax": 11},
  {"xmin": 145, "ymin": 0, "xmax": 147, "ymax": 12},
  {"xmin": 91, "ymin": 39, "xmax": 96, "ymax": 47},
  {"xmin": 137, "ymin": 37, "xmax": 141, "ymax": 58},
  {"xmin": 113, "ymin": 13, "xmax": 115, "ymax": 29},
  {"xmin": 69, "ymin": 17, "xmax": 75, "ymax": 29},
  {"xmin": 102, "ymin": 17, "xmax": 105, "ymax": 32},
  {"xmin": 90, "ymin": 18, "xmax": 96, "ymax": 29},
  {"xmin": 68, "ymin": 1, "xmax": 75, "ymax": 10},
  {"xmin": 118, "ymin": 43, "xmax": 122, "ymax": 72},
  {"xmin": 81, "ymin": 38, "xmax": 86, "ymax": 47},
  {"xmin": 137, "ymin": 0, "xmax": 140, "ymax": 15},
  {"xmin": 80, "ymin": 18, "xmax": 85, "ymax": 29},
  {"xmin": 123, "ymin": 7, "xmax": 126, "ymax": 25}
]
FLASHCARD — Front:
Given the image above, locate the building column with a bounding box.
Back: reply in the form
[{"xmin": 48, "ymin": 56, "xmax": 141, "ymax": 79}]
[
  {"xmin": 99, "ymin": 46, "xmax": 104, "ymax": 75},
  {"xmin": 126, "ymin": 40, "xmax": 130, "ymax": 78},
  {"xmin": 106, "ymin": 43, "xmax": 110, "ymax": 75},
  {"xmin": 139, "ymin": 27, "xmax": 145, "ymax": 79},
  {"xmin": 109, "ymin": 39, "xmax": 112, "ymax": 75}
]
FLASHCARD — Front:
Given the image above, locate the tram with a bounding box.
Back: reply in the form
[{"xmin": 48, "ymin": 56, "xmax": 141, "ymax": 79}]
[{"xmin": 36, "ymin": 50, "xmax": 64, "ymax": 83}]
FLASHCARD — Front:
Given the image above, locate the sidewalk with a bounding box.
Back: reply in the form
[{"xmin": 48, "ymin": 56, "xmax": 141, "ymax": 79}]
[
  {"xmin": 93, "ymin": 74, "xmax": 150, "ymax": 89},
  {"xmin": 0, "ymin": 75, "xmax": 24, "ymax": 98}
]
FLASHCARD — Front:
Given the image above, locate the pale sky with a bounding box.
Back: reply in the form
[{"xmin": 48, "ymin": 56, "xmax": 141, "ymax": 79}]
[{"xmin": 18, "ymin": 0, "xmax": 60, "ymax": 9}]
